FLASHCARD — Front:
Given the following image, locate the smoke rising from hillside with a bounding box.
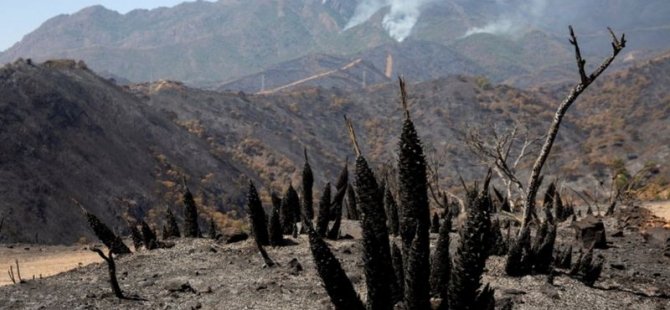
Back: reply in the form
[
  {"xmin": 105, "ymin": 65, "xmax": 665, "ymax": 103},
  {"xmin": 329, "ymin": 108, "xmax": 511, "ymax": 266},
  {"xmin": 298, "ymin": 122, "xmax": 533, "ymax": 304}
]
[
  {"xmin": 463, "ymin": 0, "xmax": 548, "ymax": 37},
  {"xmin": 344, "ymin": 0, "xmax": 436, "ymax": 42}
]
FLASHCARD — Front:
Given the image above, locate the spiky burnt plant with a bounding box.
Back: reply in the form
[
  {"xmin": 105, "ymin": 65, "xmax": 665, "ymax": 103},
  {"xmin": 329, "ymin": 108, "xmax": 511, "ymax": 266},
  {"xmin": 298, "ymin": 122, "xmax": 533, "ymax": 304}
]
[
  {"xmin": 305, "ymin": 219, "xmax": 365, "ymax": 310},
  {"xmin": 430, "ymin": 209, "xmax": 451, "ymax": 298},
  {"xmin": 505, "ymin": 185, "xmax": 558, "ymax": 276},
  {"xmin": 570, "ymin": 247, "xmax": 604, "ymax": 287},
  {"xmin": 208, "ymin": 217, "xmax": 218, "ymax": 239},
  {"xmin": 182, "ymin": 181, "xmax": 200, "ymax": 238},
  {"xmin": 247, "ymin": 181, "xmax": 270, "ymax": 245},
  {"xmin": 384, "ymin": 186, "xmax": 400, "ymax": 236},
  {"xmin": 164, "ymin": 209, "xmax": 181, "ymax": 239},
  {"xmin": 269, "ymin": 191, "xmax": 285, "ymax": 246},
  {"xmin": 345, "ymin": 183, "xmax": 360, "ymax": 220},
  {"xmin": 346, "ymin": 116, "xmax": 398, "ymax": 309},
  {"xmin": 446, "ymin": 177, "xmax": 495, "ymax": 310},
  {"xmin": 327, "ymin": 161, "xmax": 349, "ymax": 240},
  {"xmin": 316, "ymin": 183, "xmax": 332, "ymax": 237},
  {"xmin": 76, "ymin": 201, "xmax": 131, "ymax": 255},
  {"xmin": 130, "ymin": 223, "xmax": 143, "ymax": 251},
  {"xmin": 302, "ymin": 149, "xmax": 314, "ymax": 220},
  {"xmin": 140, "ymin": 220, "xmax": 158, "ymax": 250},
  {"xmin": 396, "ymin": 78, "xmax": 431, "ymax": 310},
  {"xmin": 280, "ymin": 184, "xmax": 300, "ymax": 235}
]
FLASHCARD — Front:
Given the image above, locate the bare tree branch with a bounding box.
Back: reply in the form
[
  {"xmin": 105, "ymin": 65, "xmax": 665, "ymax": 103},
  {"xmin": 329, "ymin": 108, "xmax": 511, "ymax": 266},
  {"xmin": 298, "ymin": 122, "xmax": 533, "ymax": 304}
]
[{"xmin": 520, "ymin": 26, "xmax": 626, "ymax": 231}]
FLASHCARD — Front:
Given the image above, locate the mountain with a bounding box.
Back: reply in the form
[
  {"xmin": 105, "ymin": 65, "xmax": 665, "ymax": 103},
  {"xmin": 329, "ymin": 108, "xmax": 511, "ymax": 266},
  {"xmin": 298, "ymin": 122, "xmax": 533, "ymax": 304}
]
[
  {"xmin": 0, "ymin": 59, "xmax": 256, "ymax": 244},
  {"xmin": 218, "ymin": 40, "xmax": 484, "ymax": 93},
  {"xmin": 2, "ymin": 0, "xmax": 669, "ymax": 87},
  {"xmin": 1, "ymin": 49, "xmax": 668, "ymax": 244}
]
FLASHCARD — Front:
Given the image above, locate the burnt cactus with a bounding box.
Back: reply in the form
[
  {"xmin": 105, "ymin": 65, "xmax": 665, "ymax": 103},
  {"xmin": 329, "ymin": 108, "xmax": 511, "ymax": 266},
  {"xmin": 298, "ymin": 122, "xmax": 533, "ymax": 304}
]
[
  {"xmin": 316, "ymin": 183, "xmax": 332, "ymax": 237},
  {"xmin": 397, "ymin": 78, "xmax": 431, "ymax": 310},
  {"xmin": 489, "ymin": 218, "xmax": 508, "ymax": 256},
  {"xmin": 280, "ymin": 185, "xmax": 300, "ymax": 235},
  {"xmin": 345, "ymin": 183, "xmax": 360, "ymax": 220},
  {"xmin": 430, "ymin": 209, "xmax": 452, "ymax": 298},
  {"xmin": 571, "ymin": 247, "xmax": 604, "ymax": 287},
  {"xmin": 82, "ymin": 208, "xmax": 131, "ymax": 255},
  {"xmin": 391, "ymin": 241, "xmax": 405, "ymax": 303},
  {"xmin": 302, "ymin": 149, "xmax": 315, "ymax": 220},
  {"xmin": 446, "ymin": 180, "xmax": 494, "ymax": 310},
  {"xmin": 130, "ymin": 224, "xmax": 143, "ymax": 251},
  {"xmin": 140, "ymin": 220, "xmax": 158, "ymax": 250},
  {"xmin": 554, "ymin": 246, "xmax": 573, "ymax": 269},
  {"xmin": 164, "ymin": 209, "xmax": 181, "ymax": 239},
  {"xmin": 247, "ymin": 181, "xmax": 269, "ymax": 245},
  {"xmin": 384, "ymin": 186, "xmax": 400, "ymax": 236},
  {"xmin": 183, "ymin": 186, "xmax": 200, "ymax": 238},
  {"xmin": 505, "ymin": 226, "xmax": 532, "ymax": 277},
  {"xmin": 306, "ymin": 220, "xmax": 365, "ymax": 310},
  {"xmin": 208, "ymin": 217, "xmax": 218, "ymax": 240},
  {"xmin": 354, "ymin": 155, "xmax": 397, "ymax": 310},
  {"xmin": 269, "ymin": 192, "xmax": 285, "ymax": 246}
]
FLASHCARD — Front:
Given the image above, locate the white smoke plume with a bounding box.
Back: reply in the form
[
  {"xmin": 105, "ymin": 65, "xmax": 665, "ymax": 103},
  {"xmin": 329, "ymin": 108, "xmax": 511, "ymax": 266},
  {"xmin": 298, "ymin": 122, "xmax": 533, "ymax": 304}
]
[
  {"xmin": 463, "ymin": 0, "xmax": 548, "ymax": 38},
  {"xmin": 343, "ymin": 0, "xmax": 388, "ymax": 31},
  {"xmin": 344, "ymin": 0, "xmax": 436, "ymax": 42}
]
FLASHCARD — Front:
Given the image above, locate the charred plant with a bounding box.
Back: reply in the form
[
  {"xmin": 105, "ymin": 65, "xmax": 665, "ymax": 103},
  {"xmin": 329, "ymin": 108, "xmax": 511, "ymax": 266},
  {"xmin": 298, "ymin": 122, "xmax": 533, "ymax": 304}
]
[
  {"xmin": 396, "ymin": 78, "xmax": 431, "ymax": 310},
  {"xmin": 182, "ymin": 183, "xmax": 201, "ymax": 238},
  {"xmin": 347, "ymin": 116, "xmax": 398, "ymax": 310},
  {"xmin": 385, "ymin": 186, "xmax": 400, "ymax": 236},
  {"xmin": 305, "ymin": 219, "xmax": 365, "ymax": 310},
  {"xmin": 280, "ymin": 185, "xmax": 300, "ymax": 234},
  {"xmin": 164, "ymin": 209, "xmax": 181, "ymax": 239},
  {"xmin": 327, "ymin": 161, "xmax": 349, "ymax": 240},
  {"xmin": 247, "ymin": 181, "xmax": 270, "ymax": 245},
  {"xmin": 140, "ymin": 220, "xmax": 158, "ymax": 250},
  {"xmin": 269, "ymin": 191, "xmax": 285, "ymax": 246},
  {"xmin": 430, "ymin": 209, "xmax": 451, "ymax": 298},
  {"xmin": 446, "ymin": 178, "xmax": 495, "ymax": 310},
  {"xmin": 316, "ymin": 183, "xmax": 332, "ymax": 237},
  {"xmin": 302, "ymin": 149, "xmax": 315, "ymax": 220},
  {"xmin": 76, "ymin": 201, "xmax": 131, "ymax": 255}
]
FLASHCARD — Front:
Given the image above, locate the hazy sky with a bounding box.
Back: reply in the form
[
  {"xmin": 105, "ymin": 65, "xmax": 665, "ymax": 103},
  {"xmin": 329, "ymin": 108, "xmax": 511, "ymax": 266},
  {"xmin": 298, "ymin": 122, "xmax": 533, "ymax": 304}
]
[{"xmin": 0, "ymin": 1, "xmax": 200, "ymax": 51}]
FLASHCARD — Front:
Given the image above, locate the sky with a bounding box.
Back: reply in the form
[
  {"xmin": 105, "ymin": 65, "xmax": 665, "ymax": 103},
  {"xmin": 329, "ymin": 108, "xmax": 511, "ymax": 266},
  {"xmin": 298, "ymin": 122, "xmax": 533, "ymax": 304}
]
[{"xmin": 0, "ymin": 0, "xmax": 197, "ymax": 51}]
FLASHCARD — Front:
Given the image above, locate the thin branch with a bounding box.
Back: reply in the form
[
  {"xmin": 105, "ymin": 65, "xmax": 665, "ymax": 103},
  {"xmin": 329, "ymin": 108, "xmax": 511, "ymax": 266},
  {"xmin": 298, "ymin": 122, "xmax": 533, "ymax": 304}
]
[
  {"xmin": 569, "ymin": 26, "xmax": 589, "ymax": 85},
  {"xmin": 344, "ymin": 115, "xmax": 361, "ymax": 157},
  {"xmin": 398, "ymin": 76, "xmax": 409, "ymax": 119}
]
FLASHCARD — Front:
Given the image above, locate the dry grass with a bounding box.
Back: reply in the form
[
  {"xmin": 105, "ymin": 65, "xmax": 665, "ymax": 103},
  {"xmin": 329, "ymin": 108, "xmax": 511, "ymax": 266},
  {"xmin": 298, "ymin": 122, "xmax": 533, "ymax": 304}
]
[
  {"xmin": 644, "ymin": 200, "xmax": 670, "ymax": 222},
  {"xmin": 0, "ymin": 245, "xmax": 101, "ymax": 287}
]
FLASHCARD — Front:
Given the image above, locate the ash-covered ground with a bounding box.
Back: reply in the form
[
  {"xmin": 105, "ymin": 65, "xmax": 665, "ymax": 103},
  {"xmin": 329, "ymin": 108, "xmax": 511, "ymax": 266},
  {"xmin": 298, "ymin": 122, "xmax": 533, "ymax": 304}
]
[{"xmin": 1, "ymin": 206, "xmax": 669, "ymax": 310}]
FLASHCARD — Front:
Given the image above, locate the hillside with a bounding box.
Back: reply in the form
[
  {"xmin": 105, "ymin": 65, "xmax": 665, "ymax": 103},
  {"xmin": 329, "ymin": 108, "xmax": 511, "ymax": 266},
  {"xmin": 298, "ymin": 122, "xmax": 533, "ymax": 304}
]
[
  {"xmin": 0, "ymin": 59, "xmax": 256, "ymax": 244},
  {"xmin": 0, "ymin": 49, "xmax": 668, "ymax": 244},
  {"xmin": 1, "ymin": 0, "xmax": 669, "ymax": 87}
]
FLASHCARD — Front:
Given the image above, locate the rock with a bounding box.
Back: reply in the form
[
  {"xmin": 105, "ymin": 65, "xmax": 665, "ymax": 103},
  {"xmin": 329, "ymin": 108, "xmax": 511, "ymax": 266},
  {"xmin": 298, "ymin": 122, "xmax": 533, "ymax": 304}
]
[
  {"xmin": 611, "ymin": 230, "xmax": 624, "ymax": 237},
  {"xmin": 640, "ymin": 227, "xmax": 670, "ymax": 248},
  {"xmin": 573, "ymin": 215, "xmax": 608, "ymax": 249},
  {"xmin": 287, "ymin": 258, "xmax": 303, "ymax": 275},
  {"xmin": 139, "ymin": 279, "xmax": 155, "ymax": 287},
  {"xmin": 502, "ymin": 288, "xmax": 526, "ymax": 296},
  {"xmin": 540, "ymin": 284, "xmax": 560, "ymax": 299},
  {"xmin": 610, "ymin": 263, "xmax": 626, "ymax": 270},
  {"xmin": 164, "ymin": 280, "xmax": 197, "ymax": 294},
  {"xmin": 225, "ymin": 232, "xmax": 249, "ymax": 244}
]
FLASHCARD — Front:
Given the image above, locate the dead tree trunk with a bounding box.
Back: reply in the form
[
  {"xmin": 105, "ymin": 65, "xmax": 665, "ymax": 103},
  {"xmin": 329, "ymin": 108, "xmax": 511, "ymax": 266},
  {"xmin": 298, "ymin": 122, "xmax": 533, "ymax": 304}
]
[
  {"xmin": 520, "ymin": 26, "xmax": 626, "ymax": 231},
  {"xmin": 91, "ymin": 248, "xmax": 124, "ymax": 299}
]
